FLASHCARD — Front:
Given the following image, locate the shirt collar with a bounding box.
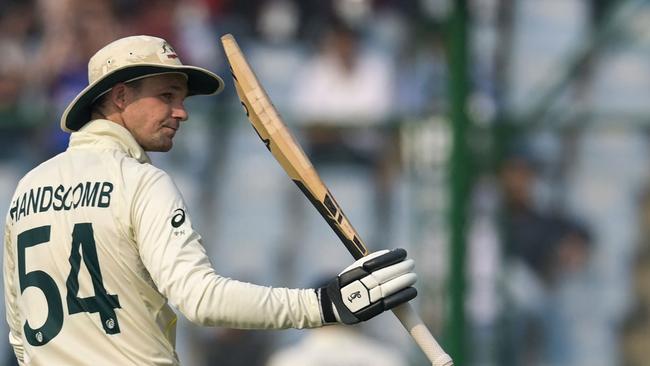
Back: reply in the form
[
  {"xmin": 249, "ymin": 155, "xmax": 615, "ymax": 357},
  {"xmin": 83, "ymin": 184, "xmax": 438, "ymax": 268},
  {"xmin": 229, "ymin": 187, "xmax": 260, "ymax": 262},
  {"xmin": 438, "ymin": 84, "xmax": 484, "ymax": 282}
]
[{"xmin": 67, "ymin": 119, "xmax": 151, "ymax": 164}]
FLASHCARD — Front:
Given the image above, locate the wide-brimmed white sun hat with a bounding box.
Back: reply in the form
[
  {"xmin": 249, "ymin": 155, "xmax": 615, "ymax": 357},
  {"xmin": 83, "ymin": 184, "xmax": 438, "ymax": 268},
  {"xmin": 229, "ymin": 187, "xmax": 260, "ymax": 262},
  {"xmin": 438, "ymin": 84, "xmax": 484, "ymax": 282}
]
[{"xmin": 60, "ymin": 35, "xmax": 224, "ymax": 132}]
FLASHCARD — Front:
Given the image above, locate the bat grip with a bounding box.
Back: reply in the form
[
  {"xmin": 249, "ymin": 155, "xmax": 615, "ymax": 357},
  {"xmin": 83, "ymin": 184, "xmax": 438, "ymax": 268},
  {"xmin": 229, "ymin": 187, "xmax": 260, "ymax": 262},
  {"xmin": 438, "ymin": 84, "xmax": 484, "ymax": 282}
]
[{"xmin": 391, "ymin": 303, "xmax": 454, "ymax": 366}]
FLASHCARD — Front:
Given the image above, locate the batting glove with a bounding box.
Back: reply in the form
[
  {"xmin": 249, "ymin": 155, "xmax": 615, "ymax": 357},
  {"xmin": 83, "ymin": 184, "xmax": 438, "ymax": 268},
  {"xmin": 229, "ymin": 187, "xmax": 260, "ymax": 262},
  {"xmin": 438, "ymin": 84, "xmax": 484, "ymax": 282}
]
[{"xmin": 317, "ymin": 248, "xmax": 417, "ymax": 325}]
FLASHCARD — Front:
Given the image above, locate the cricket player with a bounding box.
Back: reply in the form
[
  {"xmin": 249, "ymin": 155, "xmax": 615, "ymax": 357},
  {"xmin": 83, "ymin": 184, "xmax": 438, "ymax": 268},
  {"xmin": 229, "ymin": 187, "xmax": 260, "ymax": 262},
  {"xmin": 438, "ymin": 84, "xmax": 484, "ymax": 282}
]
[{"xmin": 3, "ymin": 35, "xmax": 419, "ymax": 365}]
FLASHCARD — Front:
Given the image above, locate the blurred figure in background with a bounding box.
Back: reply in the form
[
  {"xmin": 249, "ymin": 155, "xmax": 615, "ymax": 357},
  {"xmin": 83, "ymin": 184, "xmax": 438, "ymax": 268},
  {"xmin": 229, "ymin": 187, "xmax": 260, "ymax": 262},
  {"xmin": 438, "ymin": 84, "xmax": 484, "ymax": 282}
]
[
  {"xmin": 289, "ymin": 19, "xmax": 398, "ymax": 249},
  {"xmin": 39, "ymin": 0, "xmax": 124, "ymax": 157},
  {"xmin": 203, "ymin": 328, "xmax": 272, "ymax": 366},
  {"xmin": 244, "ymin": 0, "xmax": 310, "ymax": 286},
  {"xmin": 0, "ymin": 0, "xmax": 48, "ymax": 165},
  {"xmin": 498, "ymin": 147, "xmax": 592, "ymax": 366},
  {"xmin": 266, "ymin": 324, "xmax": 408, "ymax": 366},
  {"xmin": 249, "ymin": 0, "xmax": 307, "ymax": 114}
]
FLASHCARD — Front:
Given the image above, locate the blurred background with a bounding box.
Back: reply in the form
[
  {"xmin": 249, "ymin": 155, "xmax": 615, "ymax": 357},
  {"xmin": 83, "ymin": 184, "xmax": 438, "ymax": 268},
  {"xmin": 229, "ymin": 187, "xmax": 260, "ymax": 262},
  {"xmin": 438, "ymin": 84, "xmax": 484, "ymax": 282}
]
[{"xmin": 1, "ymin": 0, "xmax": 650, "ymax": 365}]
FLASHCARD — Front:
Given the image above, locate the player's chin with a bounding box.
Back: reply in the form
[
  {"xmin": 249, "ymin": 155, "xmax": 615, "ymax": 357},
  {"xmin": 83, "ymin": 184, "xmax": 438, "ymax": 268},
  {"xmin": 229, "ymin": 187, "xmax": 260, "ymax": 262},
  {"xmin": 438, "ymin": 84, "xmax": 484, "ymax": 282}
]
[
  {"xmin": 158, "ymin": 142, "xmax": 173, "ymax": 152},
  {"xmin": 145, "ymin": 137, "xmax": 174, "ymax": 152},
  {"xmin": 159, "ymin": 139, "xmax": 174, "ymax": 152},
  {"xmin": 157, "ymin": 130, "xmax": 177, "ymax": 151}
]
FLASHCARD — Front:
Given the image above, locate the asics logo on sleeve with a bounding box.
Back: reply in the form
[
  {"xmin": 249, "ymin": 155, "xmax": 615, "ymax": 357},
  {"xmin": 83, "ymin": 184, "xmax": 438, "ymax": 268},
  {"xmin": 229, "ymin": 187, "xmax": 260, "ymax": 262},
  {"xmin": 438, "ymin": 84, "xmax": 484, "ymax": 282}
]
[{"xmin": 171, "ymin": 209, "xmax": 186, "ymax": 228}]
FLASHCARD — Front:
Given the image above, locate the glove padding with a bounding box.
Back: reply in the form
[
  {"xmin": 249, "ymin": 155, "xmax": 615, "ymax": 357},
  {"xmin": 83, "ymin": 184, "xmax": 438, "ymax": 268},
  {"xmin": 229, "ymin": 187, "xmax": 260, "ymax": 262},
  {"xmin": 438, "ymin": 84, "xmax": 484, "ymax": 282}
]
[{"xmin": 318, "ymin": 248, "xmax": 417, "ymax": 325}]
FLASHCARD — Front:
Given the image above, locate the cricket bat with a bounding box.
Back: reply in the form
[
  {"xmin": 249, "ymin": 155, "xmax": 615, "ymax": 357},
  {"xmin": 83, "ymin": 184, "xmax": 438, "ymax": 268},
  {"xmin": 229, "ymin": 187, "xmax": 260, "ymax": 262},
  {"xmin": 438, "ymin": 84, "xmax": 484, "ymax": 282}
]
[{"xmin": 221, "ymin": 33, "xmax": 453, "ymax": 366}]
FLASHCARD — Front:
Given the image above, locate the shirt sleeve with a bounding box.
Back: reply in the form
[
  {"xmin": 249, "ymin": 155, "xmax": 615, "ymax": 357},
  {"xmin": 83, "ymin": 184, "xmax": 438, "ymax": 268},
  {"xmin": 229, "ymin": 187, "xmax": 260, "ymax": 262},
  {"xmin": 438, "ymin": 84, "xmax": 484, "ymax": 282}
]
[
  {"xmin": 4, "ymin": 218, "xmax": 24, "ymax": 364},
  {"xmin": 131, "ymin": 168, "xmax": 323, "ymax": 329}
]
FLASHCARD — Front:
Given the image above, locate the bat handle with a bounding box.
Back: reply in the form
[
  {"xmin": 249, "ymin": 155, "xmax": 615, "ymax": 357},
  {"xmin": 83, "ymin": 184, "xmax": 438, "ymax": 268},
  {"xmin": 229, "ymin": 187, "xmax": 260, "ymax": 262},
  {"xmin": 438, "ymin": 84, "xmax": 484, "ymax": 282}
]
[{"xmin": 391, "ymin": 303, "xmax": 454, "ymax": 366}]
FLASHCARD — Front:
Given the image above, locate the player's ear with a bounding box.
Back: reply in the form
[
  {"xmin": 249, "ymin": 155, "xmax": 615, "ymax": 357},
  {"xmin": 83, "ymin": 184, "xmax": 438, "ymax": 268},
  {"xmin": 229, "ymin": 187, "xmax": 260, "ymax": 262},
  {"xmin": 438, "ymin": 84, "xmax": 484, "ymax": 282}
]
[{"xmin": 109, "ymin": 83, "xmax": 129, "ymax": 110}]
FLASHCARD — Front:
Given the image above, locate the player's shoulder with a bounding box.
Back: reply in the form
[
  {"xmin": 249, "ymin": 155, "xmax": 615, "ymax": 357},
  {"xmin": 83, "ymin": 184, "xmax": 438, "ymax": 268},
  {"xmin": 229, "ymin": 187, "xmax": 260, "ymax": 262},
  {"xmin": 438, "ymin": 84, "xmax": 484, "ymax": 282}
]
[
  {"xmin": 117, "ymin": 159, "xmax": 181, "ymax": 204},
  {"xmin": 14, "ymin": 152, "xmax": 66, "ymax": 190},
  {"xmin": 122, "ymin": 157, "xmax": 173, "ymax": 186}
]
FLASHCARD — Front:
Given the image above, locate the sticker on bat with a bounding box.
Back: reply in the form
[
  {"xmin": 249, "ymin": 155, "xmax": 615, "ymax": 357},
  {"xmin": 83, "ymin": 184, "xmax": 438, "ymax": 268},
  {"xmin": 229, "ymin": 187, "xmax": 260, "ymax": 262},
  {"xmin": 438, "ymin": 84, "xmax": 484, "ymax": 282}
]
[{"xmin": 323, "ymin": 193, "xmax": 338, "ymax": 216}]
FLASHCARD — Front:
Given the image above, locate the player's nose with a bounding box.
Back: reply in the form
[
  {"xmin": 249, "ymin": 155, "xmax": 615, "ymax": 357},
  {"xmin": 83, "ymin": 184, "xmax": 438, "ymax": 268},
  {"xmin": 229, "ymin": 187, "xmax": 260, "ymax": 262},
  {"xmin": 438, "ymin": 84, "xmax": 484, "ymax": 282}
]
[{"xmin": 173, "ymin": 103, "xmax": 188, "ymax": 122}]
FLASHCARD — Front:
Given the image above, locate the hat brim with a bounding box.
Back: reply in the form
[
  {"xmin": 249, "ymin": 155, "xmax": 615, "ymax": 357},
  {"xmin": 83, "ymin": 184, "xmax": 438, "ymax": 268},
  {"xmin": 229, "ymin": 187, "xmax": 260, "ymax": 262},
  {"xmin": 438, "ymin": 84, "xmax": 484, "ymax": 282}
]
[{"xmin": 61, "ymin": 64, "xmax": 224, "ymax": 132}]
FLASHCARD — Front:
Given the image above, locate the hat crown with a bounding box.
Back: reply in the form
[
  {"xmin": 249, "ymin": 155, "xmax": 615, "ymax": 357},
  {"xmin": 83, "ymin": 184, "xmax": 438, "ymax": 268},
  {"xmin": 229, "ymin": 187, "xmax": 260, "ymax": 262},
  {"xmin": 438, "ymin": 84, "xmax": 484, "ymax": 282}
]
[
  {"xmin": 88, "ymin": 35, "xmax": 184, "ymax": 84},
  {"xmin": 62, "ymin": 34, "xmax": 223, "ymax": 133}
]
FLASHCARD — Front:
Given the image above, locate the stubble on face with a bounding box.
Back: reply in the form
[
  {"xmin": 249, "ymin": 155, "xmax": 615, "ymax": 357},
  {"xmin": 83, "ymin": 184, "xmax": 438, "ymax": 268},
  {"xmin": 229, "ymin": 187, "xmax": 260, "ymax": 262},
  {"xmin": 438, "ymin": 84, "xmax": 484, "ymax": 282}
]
[{"xmin": 121, "ymin": 74, "xmax": 189, "ymax": 152}]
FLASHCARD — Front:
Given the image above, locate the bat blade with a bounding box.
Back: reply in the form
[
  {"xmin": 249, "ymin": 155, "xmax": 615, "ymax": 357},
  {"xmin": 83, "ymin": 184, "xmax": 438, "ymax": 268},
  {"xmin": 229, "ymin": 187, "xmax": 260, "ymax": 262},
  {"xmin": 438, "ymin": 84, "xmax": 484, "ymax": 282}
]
[
  {"xmin": 221, "ymin": 34, "xmax": 367, "ymax": 259},
  {"xmin": 221, "ymin": 33, "xmax": 453, "ymax": 366}
]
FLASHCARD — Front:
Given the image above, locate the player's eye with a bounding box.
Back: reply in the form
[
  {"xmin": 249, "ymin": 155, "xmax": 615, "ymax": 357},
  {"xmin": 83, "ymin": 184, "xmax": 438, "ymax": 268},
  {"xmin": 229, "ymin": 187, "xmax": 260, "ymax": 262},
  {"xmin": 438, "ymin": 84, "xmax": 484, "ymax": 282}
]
[{"xmin": 161, "ymin": 93, "xmax": 174, "ymax": 102}]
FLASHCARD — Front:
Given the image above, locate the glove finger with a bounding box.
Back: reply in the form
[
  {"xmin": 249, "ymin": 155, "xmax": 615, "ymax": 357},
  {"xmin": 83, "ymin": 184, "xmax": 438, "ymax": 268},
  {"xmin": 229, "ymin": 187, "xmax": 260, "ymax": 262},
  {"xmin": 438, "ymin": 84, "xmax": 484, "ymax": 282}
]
[
  {"xmin": 367, "ymin": 259, "xmax": 415, "ymax": 286},
  {"xmin": 363, "ymin": 248, "xmax": 407, "ymax": 272},
  {"xmin": 383, "ymin": 287, "xmax": 418, "ymax": 310},
  {"xmin": 357, "ymin": 287, "xmax": 418, "ymax": 322},
  {"xmin": 370, "ymin": 272, "xmax": 417, "ymax": 302},
  {"xmin": 339, "ymin": 249, "xmax": 389, "ymax": 275}
]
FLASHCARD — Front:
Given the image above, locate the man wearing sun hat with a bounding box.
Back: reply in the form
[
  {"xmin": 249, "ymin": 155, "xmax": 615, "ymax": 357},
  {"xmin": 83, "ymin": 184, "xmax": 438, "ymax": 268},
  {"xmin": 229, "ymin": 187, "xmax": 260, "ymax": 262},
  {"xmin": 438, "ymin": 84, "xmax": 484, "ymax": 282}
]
[{"xmin": 3, "ymin": 35, "xmax": 419, "ymax": 365}]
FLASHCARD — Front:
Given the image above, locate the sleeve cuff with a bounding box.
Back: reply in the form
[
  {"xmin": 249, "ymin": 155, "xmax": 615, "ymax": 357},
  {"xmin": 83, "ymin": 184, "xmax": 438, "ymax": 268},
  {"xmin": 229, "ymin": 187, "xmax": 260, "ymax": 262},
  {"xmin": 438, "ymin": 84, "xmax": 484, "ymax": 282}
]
[{"xmin": 316, "ymin": 288, "xmax": 337, "ymax": 324}]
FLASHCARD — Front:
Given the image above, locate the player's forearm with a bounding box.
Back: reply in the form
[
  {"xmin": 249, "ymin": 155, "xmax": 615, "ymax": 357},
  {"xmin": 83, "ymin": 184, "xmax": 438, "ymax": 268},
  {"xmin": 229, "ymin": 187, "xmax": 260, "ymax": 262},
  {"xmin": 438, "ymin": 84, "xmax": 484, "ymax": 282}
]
[
  {"xmin": 131, "ymin": 172, "xmax": 323, "ymax": 329},
  {"xmin": 177, "ymin": 275, "xmax": 322, "ymax": 329},
  {"xmin": 142, "ymin": 234, "xmax": 323, "ymax": 329}
]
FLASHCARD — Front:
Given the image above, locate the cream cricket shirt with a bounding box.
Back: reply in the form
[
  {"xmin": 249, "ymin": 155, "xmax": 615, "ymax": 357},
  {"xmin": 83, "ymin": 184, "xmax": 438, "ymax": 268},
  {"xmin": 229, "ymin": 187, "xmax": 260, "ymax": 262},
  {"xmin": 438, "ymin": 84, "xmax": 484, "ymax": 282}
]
[{"xmin": 3, "ymin": 119, "xmax": 323, "ymax": 365}]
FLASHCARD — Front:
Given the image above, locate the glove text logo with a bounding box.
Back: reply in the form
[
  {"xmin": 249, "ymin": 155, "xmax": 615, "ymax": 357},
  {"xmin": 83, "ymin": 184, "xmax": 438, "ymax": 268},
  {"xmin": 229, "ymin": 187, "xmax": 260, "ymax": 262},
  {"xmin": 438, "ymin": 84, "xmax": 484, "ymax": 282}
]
[{"xmin": 347, "ymin": 291, "xmax": 362, "ymax": 303}]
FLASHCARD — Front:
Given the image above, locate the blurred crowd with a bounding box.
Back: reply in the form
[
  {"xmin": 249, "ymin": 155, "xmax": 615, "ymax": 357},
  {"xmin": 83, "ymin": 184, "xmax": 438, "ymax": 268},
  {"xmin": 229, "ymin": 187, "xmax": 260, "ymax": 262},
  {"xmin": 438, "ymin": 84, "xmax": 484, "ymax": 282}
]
[
  {"xmin": 1, "ymin": 0, "xmax": 650, "ymax": 366},
  {"xmin": 0, "ymin": 0, "xmax": 443, "ymax": 164}
]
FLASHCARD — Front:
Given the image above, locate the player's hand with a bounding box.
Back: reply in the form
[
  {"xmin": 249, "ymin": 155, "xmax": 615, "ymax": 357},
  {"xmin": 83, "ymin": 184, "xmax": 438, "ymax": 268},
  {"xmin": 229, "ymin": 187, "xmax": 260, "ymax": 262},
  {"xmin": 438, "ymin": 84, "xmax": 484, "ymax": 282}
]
[{"xmin": 318, "ymin": 248, "xmax": 417, "ymax": 325}]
